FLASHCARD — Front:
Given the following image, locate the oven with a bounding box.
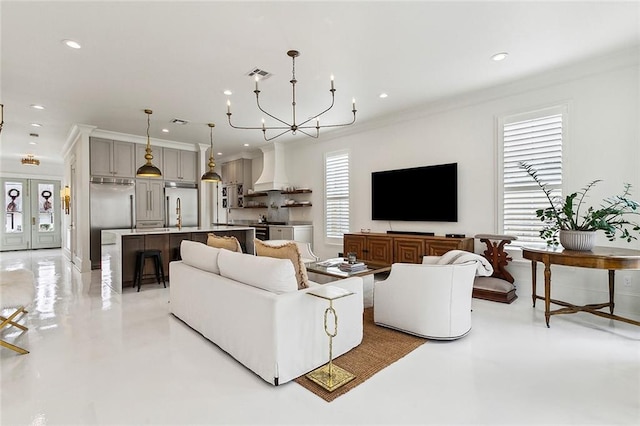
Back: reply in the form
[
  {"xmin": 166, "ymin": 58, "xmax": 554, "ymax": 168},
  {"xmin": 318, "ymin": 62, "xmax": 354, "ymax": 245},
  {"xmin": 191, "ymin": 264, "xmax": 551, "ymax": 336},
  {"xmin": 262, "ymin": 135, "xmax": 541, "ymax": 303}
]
[{"xmin": 253, "ymin": 224, "xmax": 269, "ymax": 241}]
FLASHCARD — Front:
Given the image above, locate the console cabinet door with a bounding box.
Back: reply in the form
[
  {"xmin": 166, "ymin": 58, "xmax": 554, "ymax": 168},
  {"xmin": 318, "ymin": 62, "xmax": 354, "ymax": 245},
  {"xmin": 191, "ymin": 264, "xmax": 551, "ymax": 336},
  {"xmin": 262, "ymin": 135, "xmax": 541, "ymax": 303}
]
[
  {"xmin": 343, "ymin": 234, "xmax": 366, "ymax": 259},
  {"xmin": 426, "ymin": 240, "xmax": 467, "ymax": 256},
  {"xmin": 366, "ymin": 235, "xmax": 393, "ymax": 264},
  {"xmin": 394, "ymin": 237, "xmax": 426, "ymax": 263}
]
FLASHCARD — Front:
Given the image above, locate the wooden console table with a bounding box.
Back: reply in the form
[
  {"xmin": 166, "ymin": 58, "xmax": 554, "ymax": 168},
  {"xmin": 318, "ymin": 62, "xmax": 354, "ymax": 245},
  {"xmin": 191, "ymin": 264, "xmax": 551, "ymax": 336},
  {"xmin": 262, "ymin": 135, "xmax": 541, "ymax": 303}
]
[{"xmin": 522, "ymin": 246, "xmax": 640, "ymax": 327}]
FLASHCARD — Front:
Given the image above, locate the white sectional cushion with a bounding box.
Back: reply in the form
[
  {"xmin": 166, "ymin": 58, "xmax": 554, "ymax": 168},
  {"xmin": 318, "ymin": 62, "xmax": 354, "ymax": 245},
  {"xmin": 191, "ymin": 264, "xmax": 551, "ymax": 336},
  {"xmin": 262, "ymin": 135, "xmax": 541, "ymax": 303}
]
[
  {"xmin": 180, "ymin": 240, "xmax": 221, "ymax": 275},
  {"xmin": 217, "ymin": 249, "xmax": 298, "ymax": 294}
]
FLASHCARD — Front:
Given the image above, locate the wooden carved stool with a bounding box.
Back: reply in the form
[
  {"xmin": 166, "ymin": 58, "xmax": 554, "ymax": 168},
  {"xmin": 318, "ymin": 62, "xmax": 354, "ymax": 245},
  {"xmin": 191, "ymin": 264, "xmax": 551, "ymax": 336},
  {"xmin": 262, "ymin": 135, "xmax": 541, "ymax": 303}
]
[{"xmin": 473, "ymin": 234, "xmax": 518, "ymax": 304}]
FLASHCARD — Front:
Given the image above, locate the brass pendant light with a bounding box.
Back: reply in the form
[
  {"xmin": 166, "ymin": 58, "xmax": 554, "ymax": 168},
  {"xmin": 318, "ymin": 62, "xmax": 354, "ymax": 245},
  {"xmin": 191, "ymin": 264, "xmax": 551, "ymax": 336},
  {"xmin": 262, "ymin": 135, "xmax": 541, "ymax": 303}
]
[
  {"xmin": 201, "ymin": 123, "xmax": 222, "ymax": 182},
  {"xmin": 136, "ymin": 109, "xmax": 162, "ymax": 177}
]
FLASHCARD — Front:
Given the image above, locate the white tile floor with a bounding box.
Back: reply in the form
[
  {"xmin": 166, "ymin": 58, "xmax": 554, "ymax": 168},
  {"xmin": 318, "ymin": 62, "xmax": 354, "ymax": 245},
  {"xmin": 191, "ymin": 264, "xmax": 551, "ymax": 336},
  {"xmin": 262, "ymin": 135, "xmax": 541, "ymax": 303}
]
[{"xmin": 1, "ymin": 248, "xmax": 639, "ymax": 425}]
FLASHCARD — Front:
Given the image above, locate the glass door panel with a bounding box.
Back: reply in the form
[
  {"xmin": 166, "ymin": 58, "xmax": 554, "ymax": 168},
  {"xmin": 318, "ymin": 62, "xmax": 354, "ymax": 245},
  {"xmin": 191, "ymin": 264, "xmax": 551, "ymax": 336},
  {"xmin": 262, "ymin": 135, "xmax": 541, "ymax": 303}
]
[
  {"xmin": 30, "ymin": 180, "xmax": 61, "ymax": 249},
  {"xmin": 1, "ymin": 178, "xmax": 29, "ymax": 250}
]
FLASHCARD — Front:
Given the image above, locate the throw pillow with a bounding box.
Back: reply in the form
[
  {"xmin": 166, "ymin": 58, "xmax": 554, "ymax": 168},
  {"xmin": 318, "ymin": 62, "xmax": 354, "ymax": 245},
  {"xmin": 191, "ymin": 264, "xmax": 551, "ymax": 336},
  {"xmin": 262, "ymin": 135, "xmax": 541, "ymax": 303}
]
[
  {"xmin": 254, "ymin": 239, "xmax": 310, "ymax": 289},
  {"xmin": 207, "ymin": 233, "xmax": 242, "ymax": 253}
]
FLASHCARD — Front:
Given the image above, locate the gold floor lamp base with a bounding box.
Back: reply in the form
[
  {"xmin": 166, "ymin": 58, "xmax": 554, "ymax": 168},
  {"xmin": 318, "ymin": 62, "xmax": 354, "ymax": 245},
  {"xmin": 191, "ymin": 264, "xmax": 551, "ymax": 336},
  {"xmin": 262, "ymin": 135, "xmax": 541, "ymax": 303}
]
[{"xmin": 306, "ymin": 363, "xmax": 355, "ymax": 392}]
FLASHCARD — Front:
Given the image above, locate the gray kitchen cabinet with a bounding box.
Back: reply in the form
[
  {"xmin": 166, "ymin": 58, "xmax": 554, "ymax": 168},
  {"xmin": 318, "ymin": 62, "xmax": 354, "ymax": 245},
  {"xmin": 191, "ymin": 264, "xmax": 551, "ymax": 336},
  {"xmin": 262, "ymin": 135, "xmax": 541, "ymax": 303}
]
[
  {"xmin": 135, "ymin": 143, "xmax": 164, "ymax": 178},
  {"xmin": 221, "ymin": 158, "xmax": 251, "ymax": 187},
  {"xmin": 163, "ymin": 148, "xmax": 197, "ymax": 182},
  {"xmin": 90, "ymin": 137, "xmax": 136, "ymax": 177},
  {"xmin": 269, "ymin": 225, "xmax": 313, "ymax": 248},
  {"xmin": 135, "ymin": 179, "xmax": 164, "ymax": 224}
]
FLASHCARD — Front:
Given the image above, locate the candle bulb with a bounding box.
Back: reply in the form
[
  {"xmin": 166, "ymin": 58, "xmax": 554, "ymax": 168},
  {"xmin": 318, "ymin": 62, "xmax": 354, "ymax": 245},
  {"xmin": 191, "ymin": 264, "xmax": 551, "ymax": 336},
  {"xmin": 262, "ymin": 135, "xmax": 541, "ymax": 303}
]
[
  {"xmin": 352, "ymin": 98, "xmax": 356, "ymax": 111},
  {"xmin": 255, "ymin": 76, "xmax": 259, "ymax": 91},
  {"xmin": 330, "ymin": 75, "xmax": 334, "ymax": 90},
  {"xmin": 226, "ymin": 100, "xmax": 231, "ymax": 114},
  {"xmin": 316, "ymin": 117, "xmax": 320, "ymax": 127},
  {"xmin": 262, "ymin": 118, "xmax": 266, "ymax": 130}
]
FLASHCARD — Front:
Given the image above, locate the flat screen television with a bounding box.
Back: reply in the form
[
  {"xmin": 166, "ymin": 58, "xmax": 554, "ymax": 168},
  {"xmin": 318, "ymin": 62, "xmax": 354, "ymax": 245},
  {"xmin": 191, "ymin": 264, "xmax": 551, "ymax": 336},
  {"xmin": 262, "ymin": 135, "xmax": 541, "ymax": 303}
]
[{"xmin": 371, "ymin": 162, "xmax": 457, "ymax": 222}]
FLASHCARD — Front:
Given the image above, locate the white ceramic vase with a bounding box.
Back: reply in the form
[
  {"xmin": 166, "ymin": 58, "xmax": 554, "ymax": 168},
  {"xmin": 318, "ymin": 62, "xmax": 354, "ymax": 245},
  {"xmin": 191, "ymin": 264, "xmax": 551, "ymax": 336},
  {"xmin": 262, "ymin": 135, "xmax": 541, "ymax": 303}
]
[{"xmin": 559, "ymin": 230, "xmax": 597, "ymax": 251}]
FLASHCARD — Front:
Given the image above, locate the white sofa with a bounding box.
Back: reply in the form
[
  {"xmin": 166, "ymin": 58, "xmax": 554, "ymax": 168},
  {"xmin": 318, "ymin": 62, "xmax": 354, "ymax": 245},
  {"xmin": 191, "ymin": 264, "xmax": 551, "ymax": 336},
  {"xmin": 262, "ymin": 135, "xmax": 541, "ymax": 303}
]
[{"xmin": 169, "ymin": 240, "xmax": 364, "ymax": 385}]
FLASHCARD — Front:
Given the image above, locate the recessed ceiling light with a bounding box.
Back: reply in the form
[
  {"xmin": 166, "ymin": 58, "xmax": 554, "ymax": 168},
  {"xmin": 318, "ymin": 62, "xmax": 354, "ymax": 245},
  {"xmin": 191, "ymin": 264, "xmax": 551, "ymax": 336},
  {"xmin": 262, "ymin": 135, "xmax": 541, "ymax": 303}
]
[
  {"xmin": 31, "ymin": 123, "xmax": 42, "ymax": 127},
  {"xmin": 491, "ymin": 52, "xmax": 509, "ymax": 62},
  {"xmin": 29, "ymin": 141, "xmax": 37, "ymax": 145},
  {"xmin": 63, "ymin": 39, "xmax": 82, "ymax": 49},
  {"xmin": 243, "ymin": 143, "xmax": 249, "ymax": 147},
  {"xmin": 379, "ymin": 93, "xmax": 388, "ymax": 99},
  {"xmin": 217, "ymin": 152, "xmax": 222, "ymax": 156},
  {"xmin": 223, "ymin": 90, "xmax": 233, "ymax": 96},
  {"xmin": 30, "ymin": 104, "xmax": 45, "ymax": 110},
  {"xmin": 162, "ymin": 128, "xmax": 169, "ymax": 133}
]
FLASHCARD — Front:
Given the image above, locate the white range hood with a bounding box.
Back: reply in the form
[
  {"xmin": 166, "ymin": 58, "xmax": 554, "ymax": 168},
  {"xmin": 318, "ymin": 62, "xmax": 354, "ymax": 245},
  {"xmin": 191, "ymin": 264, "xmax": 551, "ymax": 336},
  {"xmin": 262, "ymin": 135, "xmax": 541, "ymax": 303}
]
[{"xmin": 254, "ymin": 142, "xmax": 290, "ymax": 192}]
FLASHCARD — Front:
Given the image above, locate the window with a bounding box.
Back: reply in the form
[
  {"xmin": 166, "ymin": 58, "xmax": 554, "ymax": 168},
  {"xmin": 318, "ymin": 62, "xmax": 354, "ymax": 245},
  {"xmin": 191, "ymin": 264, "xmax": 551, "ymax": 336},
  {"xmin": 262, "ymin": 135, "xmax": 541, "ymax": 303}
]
[
  {"xmin": 325, "ymin": 150, "xmax": 350, "ymax": 242},
  {"xmin": 500, "ymin": 105, "xmax": 567, "ymax": 246}
]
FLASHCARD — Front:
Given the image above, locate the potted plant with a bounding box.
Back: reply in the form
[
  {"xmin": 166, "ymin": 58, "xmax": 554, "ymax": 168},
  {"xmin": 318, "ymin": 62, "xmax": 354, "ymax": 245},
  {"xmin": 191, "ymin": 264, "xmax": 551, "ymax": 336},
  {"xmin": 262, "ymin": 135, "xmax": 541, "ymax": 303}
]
[{"xmin": 520, "ymin": 162, "xmax": 640, "ymax": 250}]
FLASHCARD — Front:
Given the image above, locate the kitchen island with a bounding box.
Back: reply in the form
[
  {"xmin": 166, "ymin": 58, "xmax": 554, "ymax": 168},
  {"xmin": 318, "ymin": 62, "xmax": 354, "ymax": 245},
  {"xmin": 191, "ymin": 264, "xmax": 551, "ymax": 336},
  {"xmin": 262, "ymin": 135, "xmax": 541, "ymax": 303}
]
[{"xmin": 101, "ymin": 226, "xmax": 256, "ymax": 293}]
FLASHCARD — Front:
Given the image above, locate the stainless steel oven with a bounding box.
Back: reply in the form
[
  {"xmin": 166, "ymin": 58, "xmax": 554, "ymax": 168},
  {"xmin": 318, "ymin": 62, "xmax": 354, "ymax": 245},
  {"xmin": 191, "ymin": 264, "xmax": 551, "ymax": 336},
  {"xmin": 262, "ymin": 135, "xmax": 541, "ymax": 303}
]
[{"xmin": 253, "ymin": 224, "xmax": 269, "ymax": 241}]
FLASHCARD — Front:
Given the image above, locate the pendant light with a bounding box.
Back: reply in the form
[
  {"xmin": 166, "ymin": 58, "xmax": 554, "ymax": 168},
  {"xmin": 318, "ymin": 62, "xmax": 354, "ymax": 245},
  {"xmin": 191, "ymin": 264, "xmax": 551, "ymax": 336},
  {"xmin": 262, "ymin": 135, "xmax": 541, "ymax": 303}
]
[
  {"xmin": 201, "ymin": 123, "xmax": 222, "ymax": 182},
  {"xmin": 136, "ymin": 109, "xmax": 162, "ymax": 177}
]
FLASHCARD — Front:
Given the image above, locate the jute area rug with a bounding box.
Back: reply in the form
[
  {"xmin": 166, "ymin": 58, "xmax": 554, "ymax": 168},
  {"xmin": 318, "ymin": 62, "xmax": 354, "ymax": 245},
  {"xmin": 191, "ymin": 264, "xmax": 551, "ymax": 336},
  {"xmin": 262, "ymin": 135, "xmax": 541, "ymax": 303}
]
[{"xmin": 294, "ymin": 307, "xmax": 427, "ymax": 402}]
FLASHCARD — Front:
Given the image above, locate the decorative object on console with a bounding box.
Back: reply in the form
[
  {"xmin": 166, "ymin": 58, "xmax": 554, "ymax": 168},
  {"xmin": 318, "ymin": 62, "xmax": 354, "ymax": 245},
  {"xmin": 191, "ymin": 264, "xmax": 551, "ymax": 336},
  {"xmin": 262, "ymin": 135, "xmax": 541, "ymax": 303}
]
[
  {"xmin": 226, "ymin": 49, "xmax": 356, "ymax": 141},
  {"xmin": 201, "ymin": 123, "xmax": 222, "ymax": 182},
  {"xmin": 520, "ymin": 162, "xmax": 639, "ymax": 250},
  {"xmin": 136, "ymin": 109, "xmax": 162, "ymax": 177},
  {"xmin": 473, "ymin": 234, "xmax": 517, "ymax": 304},
  {"xmin": 207, "ymin": 233, "xmax": 242, "ymax": 253},
  {"xmin": 254, "ymin": 238, "xmax": 309, "ymax": 289}
]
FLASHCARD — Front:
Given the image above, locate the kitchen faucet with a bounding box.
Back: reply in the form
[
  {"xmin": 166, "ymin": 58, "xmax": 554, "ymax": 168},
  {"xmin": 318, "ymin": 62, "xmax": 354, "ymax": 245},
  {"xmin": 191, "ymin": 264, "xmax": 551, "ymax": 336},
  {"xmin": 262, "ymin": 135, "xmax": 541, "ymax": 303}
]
[{"xmin": 176, "ymin": 197, "xmax": 182, "ymax": 230}]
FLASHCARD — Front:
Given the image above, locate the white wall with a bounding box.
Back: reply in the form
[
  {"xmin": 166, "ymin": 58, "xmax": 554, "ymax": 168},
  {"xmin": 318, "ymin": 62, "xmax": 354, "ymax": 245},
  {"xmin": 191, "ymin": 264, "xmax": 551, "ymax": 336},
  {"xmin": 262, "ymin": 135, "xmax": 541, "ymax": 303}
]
[{"xmin": 283, "ymin": 48, "xmax": 640, "ymax": 318}]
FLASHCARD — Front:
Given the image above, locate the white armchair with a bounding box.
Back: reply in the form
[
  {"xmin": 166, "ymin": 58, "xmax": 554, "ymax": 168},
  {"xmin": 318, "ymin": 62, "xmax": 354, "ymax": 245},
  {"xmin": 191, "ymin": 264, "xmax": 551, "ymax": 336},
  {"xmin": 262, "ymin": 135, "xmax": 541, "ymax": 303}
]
[{"xmin": 373, "ymin": 261, "xmax": 479, "ymax": 340}]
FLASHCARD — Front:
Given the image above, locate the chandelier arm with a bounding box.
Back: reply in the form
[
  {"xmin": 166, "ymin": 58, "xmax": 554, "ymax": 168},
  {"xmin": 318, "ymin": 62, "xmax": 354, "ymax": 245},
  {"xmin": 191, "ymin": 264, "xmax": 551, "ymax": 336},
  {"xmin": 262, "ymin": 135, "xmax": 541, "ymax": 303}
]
[
  {"xmin": 227, "ymin": 114, "xmax": 290, "ymax": 130},
  {"xmin": 263, "ymin": 128, "xmax": 294, "ymax": 142},
  {"xmin": 297, "ymin": 128, "xmax": 320, "ymax": 139},
  {"xmin": 255, "ymin": 94, "xmax": 291, "ymax": 127},
  {"xmin": 304, "ymin": 111, "xmax": 357, "ymax": 129},
  {"xmin": 297, "ymin": 93, "xmax": 336, "ymax": 128}
]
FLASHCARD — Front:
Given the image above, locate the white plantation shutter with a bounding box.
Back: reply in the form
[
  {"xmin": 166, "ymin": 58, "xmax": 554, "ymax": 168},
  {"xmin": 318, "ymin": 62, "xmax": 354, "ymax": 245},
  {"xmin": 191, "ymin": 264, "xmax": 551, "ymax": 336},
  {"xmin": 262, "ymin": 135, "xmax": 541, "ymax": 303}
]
[
  {"xmin": 502, "ymin": 107, "xmax": 565, "ymax": 245},
  {"xmin": 325, "ymin": 151, "xmax": 350, "ymax": 239}
]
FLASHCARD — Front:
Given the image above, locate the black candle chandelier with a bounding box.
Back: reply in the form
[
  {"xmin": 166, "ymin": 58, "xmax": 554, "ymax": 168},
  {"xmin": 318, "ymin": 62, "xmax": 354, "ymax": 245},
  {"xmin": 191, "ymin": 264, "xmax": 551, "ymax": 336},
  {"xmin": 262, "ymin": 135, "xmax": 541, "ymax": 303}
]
[{"xmin": 226, "ymin": 50, "xmax": 357, "ymax": 141}]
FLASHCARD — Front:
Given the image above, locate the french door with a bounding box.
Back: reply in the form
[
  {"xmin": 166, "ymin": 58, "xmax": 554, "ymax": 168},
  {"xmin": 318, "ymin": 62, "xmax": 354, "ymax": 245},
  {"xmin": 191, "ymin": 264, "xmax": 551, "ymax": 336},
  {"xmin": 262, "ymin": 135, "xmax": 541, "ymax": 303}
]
[{"xmin": 1, "ymin": 178, "xmax": 62, "ymax": 251}]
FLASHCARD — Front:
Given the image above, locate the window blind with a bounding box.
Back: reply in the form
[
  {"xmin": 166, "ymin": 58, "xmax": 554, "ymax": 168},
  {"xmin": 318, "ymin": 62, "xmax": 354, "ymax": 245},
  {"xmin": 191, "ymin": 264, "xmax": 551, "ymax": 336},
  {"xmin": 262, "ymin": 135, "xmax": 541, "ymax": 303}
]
[
  {"xmin": 325, "ymin": 151, "xmax": 350, "ymax": 239},
  {"xmin": 503, "ymin": 112, "xmax": 563, "ymax": 245}
]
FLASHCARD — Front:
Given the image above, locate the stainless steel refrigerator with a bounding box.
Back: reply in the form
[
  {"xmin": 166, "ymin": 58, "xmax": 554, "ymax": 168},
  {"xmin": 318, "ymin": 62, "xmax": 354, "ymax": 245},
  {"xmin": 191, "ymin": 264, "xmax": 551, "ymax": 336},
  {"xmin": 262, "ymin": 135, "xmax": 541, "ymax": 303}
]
[
  {"xmin": 90, "ymin": 177, "xmax": 135, "ymax": 269},
  {"xmin": 165, "ymin": 182, "xmax": 198, "ymax": 228}
]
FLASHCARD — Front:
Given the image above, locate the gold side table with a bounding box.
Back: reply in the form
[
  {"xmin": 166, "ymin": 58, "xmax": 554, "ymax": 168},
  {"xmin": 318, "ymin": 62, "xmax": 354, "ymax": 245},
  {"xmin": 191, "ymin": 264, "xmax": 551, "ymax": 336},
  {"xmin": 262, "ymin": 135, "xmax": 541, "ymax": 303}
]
[{"xmin": 305, "ymin": 285, "xmax": 356, "ymax": 392}]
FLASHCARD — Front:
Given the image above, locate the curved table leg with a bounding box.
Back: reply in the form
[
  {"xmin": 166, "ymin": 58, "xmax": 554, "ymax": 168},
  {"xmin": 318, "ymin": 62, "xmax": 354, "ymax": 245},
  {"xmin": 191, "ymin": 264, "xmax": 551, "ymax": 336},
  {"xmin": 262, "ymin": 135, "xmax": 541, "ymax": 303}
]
[{"xmin": 544, "ymin": 260, "xmax": 551, "ymax": 328}]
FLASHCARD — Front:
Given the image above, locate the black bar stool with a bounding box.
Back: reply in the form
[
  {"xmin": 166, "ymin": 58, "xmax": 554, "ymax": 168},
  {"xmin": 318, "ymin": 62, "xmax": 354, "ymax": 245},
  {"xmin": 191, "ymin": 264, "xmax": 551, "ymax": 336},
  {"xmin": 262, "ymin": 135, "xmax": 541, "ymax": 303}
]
[{"xmin": 134, "ymin": 250, "xmax": 166, "ymax": 292}]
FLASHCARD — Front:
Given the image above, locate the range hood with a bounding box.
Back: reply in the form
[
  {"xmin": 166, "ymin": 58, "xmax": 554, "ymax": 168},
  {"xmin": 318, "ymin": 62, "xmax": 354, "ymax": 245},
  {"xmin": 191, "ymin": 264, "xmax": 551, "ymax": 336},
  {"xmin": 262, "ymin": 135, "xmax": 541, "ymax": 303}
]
[{"xmin": 253, "ymin": 142, "xmax": 290, "ymax": 192}]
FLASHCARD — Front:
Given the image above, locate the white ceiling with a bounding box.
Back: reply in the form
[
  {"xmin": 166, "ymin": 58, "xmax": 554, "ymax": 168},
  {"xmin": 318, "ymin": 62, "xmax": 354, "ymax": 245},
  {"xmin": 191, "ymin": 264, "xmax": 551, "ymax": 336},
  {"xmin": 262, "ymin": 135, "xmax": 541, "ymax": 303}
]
[{"xmin": 1, "ymin": 1, "xmax": 639, "ymax": 167}]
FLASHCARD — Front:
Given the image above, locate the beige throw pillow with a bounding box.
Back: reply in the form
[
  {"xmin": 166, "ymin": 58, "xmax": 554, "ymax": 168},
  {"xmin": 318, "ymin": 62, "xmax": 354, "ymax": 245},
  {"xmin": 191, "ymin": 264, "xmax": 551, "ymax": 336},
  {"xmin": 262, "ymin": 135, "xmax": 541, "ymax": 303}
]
[
  {"xmin": 207, "ymin": 233, "xmax": 242, "ymax": 253},
  {"xmin": 254, "ymin": 239, "xmax": 309, "ymax": 289}
]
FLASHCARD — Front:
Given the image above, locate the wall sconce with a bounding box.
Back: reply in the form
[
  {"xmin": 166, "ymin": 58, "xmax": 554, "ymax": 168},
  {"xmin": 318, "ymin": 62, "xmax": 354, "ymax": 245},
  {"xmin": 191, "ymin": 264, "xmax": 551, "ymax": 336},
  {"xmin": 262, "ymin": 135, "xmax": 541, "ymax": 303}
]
[{"xmin": 60, "ymin": 185, "xmax": 70, "ymax": 214}]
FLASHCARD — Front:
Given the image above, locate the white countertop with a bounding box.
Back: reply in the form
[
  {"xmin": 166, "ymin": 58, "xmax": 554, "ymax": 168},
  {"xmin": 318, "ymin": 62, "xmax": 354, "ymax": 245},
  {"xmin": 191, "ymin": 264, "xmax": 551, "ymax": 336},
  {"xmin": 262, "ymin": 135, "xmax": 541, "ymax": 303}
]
[{"xmin": 102, "ymin": 225, "xmax": 255, "ymax": 237}]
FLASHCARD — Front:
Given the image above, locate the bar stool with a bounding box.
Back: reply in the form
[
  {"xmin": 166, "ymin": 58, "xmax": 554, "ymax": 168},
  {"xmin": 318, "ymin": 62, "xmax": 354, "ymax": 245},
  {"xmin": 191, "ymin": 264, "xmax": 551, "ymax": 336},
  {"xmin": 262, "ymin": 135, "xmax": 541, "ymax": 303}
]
[{"xmin": 134, "ymin": 250, "xmax": 166, "ymax": 292}]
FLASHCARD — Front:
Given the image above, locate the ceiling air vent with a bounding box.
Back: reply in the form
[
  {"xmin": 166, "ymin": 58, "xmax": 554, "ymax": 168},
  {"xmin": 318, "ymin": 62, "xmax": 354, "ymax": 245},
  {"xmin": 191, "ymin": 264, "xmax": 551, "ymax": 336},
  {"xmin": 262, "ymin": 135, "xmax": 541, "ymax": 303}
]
[
  {"xmin": 171, "ymin": 118, "xmax": 189, "ymax": 125},
  {"xmin": 247, "ymin": 68, "xmax": 272, "ymax": 80}
]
